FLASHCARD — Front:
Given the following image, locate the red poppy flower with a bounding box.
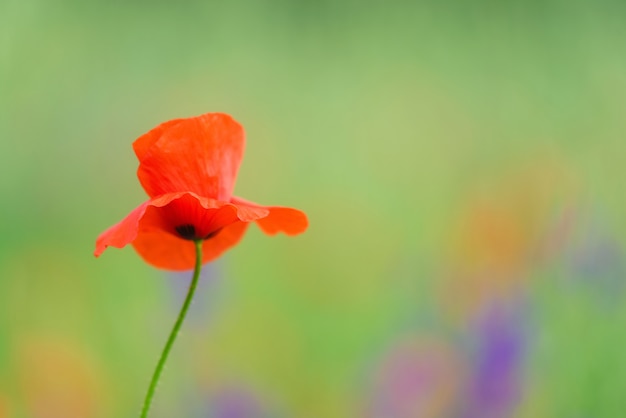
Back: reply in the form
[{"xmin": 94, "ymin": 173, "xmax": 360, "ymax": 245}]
[{"xmin": 94, "ymin": 113, "xmax": 308, "ymax": 270}]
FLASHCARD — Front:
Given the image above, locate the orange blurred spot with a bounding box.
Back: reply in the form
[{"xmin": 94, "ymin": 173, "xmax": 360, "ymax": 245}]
[
  {"xmin": 439, "ymin": 155, "xmax": 578, "ymax": 323},
  {"xmin": 0, "ymin": 393, "xmax": 11, "ymax": 418},
  {"xmin": 457, "ymin": 201, "xmax": 528, "ymax": 275},
  {"xmin": 16, "ymin": 336, "xmax": 104, "ymax": 418}
]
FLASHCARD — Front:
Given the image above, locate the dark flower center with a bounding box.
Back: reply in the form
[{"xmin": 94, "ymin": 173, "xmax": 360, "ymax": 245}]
[
  {"xmin": 175, "ymin": 224, "xmax": 223, "ymax": 240},
  {"xmin": 175, "ymin": 224, "xmax": 197, "ymax": 240}
]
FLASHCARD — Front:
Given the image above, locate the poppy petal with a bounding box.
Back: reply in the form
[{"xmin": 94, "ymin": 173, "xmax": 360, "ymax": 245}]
[
  {"xmin": 255, "ymin": 206, "xmax": 309, "ymax": 235},
  {"xmin": 231, "ymin": 196, "xmax": 309, "ymax": 236},
  {"xmin": 133, "ymin": 118, "xmax": 185, "ymax": 161},
  {"xmin": 131, "ymin": 215, "xmax": 250, "ymax": 271},
  {"xmin": 134, "ymin": 113, "xmax": 245, "ymax": 201},
  {"xmin": 95, "ymin": 192, "xmax": 269, "ymax": 269},
  {"xmin": 154, "ymin": 192, "xmax": 268, "ymax": 239},
  {"xmin": 94, "ymin": 201, "xmax": 152, "ymax": 257}
]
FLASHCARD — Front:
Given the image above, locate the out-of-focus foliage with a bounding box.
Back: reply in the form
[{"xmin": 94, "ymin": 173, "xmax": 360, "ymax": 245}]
[{"xmin": 1, "ymin": 0, "xmax": 625, "ymax": 417}]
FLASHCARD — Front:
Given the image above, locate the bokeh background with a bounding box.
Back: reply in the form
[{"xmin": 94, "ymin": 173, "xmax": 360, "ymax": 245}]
[{"xmin": 2, "ymin": 0, "xmax": 626, "ymax": 417}]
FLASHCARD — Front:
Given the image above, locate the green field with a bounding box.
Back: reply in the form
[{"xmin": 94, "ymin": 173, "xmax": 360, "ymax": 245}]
[{"xmin": 1, "ymin": 1, "xmax": 625, "ymax": 417}]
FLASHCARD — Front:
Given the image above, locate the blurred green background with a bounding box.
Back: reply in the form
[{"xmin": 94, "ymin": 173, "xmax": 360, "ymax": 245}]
[{"xmin": 1, "ymin": 0, "xmax": 626, "ymax": 417}]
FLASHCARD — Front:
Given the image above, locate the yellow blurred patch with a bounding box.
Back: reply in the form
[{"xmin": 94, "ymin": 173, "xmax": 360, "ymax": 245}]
[{"xmin": 15, "ymin": 335, "xmax": 105, "ymax": 418}]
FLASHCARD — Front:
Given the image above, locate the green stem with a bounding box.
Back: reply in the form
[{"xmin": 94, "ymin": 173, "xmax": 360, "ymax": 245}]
[{"xmin": 140, "ymin": 239, "xmax": 204, "ymax": 418}]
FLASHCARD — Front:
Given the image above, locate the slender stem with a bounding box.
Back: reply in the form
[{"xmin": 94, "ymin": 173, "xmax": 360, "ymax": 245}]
[{"xmin": 140, "ymin": 239, "xmax": 204, "ymax": 418}]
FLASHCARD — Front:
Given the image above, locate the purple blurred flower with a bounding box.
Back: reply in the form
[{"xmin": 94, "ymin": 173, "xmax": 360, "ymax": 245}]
[{"xmin": 459, "ymin": 305, "xmax": 525, "ymax": 418}]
